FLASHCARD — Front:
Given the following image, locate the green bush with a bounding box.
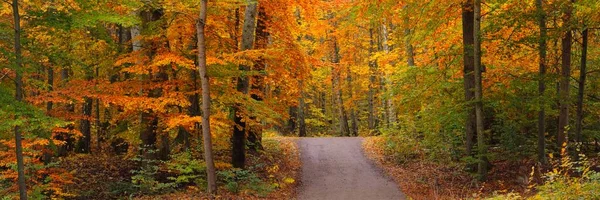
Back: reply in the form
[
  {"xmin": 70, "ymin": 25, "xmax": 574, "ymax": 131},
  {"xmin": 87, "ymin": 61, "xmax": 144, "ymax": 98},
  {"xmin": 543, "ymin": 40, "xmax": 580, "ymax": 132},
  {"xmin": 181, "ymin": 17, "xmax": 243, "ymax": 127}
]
[
  {"xmin": 165, "ymin": 151, "xmax": 207, "ymax": 189},
  {"xmin": 217, "ymin": 168, "xmax": 274, "ymax": 197},
  {"xmin": 129, "ymin": 149, "xmax": 176, "ymax": 195}
]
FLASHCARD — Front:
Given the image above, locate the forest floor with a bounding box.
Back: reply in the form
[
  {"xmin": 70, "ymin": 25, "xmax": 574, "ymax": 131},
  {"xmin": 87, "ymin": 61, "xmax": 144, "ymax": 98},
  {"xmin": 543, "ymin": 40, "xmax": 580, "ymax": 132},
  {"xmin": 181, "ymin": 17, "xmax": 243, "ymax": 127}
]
[
  {"xmin": 362, "ymin": 136, "xmax": 538, "ymax": 199},
  {"xmin": 59, "ymin": 136, "xmax": 301, "ymax": 199},
  {"xmin": 297, "ymin": 137, "xmax": 405, "ymax": 200}
]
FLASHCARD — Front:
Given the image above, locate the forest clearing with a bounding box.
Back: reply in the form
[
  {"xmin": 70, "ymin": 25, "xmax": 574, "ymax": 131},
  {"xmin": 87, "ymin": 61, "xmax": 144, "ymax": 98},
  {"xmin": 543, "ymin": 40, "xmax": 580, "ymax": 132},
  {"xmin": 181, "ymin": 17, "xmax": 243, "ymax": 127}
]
[{"xmin": 1, "ymin": 0, "xmax": 600, "ymax": 199}]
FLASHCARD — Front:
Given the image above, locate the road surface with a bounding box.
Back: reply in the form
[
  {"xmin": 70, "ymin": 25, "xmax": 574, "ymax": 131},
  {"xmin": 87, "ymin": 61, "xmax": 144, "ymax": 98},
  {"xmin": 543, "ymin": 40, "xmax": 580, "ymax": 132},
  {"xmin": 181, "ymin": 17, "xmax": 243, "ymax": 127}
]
[{"xmin": 297, "ymin": 137, "xmax": 405, "ymax": 200}]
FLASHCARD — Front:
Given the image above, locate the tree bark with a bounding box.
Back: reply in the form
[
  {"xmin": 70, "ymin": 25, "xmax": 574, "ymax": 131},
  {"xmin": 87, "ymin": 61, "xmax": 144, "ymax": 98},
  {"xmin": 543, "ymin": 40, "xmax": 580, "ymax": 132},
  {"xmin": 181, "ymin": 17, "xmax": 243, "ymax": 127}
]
[
  {"xmin": 575, "ymin": 29, "xmax": 588, "ymax": 148},
  {"xmin": 298, "ymin": 81, "xmax": 307, "ymax": 137},
  {"xmin": 535, "ymin": 0, "xmax": 548, "ymax": 164},
  {"xmin": 248, "ymin": 5, "xmax": 269, "ymax": 151},
  {"xmin": 368, "ymin": 28, "xmax": 377, "ymax": 132},
  {"xmin": 12, "ymin": 0, "xmax": 28, "ymax": 198},
  {"xmin": 46, "ymin": 66, "xmax": 54, "ymax": 112},
  {"xmin": 232, "ymin": 0, "xmax": 258, "ymax": 168},
  {"xmin": 382, "ymin": 22, "xmax": 396, "ymax": 128},
  {"xmin": 474, "ymin": 0, "xmax": 487, "ymax": 181},
  {"xmin": 347, "ymin": 65, "xmax": 358, "ymax": 136},
  {"xmin": 332, "ymin": 37, "xmax": 350, "ymax": 136},
  {"xmin": 462, "ymin": 0, "xmax": 476, "ymax": 158},
  {"xmin": 557, "ymin": 0, "xmax": 573, "ymax": 149},
  {"xmin": 197, "ymin": 0, "xmax": 217, "ymax": 194}
]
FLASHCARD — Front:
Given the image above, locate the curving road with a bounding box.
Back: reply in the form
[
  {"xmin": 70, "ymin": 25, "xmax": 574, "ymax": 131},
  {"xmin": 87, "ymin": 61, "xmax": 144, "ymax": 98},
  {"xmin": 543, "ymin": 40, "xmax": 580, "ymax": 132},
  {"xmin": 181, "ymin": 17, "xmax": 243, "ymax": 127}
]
[{"xmin": 297, "ymin": 137, "xmax": 405, "ymax": 200}]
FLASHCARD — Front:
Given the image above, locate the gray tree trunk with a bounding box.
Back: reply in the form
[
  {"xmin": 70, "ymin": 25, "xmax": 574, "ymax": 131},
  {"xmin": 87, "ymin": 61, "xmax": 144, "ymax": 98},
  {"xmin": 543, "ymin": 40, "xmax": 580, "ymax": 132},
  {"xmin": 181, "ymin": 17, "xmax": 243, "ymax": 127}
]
[
  {"xmin": 535, "ymin": 0, "xmax": 548, "ymax": 164},
  {"xmin": 197, "ymin": 0, "xmax": 217, "ymax": 194},
  {"xmin": 474, "ymin": 0, "xmax": 487, "ymax": 181},
  {"xmin": 233, "ymin": 0, "xmax": 258, "ymax": 168},
  {"xmin": 368, "ymin": 28, "xmax": 377, "ymax": 131},
  {"xmin": 381, "ymin": 23, "xmax": 396, "ymax": 128}
]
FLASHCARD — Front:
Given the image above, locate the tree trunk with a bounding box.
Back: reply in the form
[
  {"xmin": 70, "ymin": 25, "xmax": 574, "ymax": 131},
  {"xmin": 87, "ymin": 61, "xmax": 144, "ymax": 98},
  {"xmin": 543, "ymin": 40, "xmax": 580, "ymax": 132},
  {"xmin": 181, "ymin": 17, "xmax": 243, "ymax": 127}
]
[
  {"xmin": 535, "ymin": 0, "xmax": 548, "ymax": 164},
  {"xmin": 332, "ymin": 37, "xmax": 350, "ymax": 136},
  {"xmin": 575, "ymin": 29, "xmax": 588, "ymax": 149},
  {"xmin": 462, "ymin": 0, "xmax": 476, "ymax": 158},
  {"xmin": 248, "ymin": 5, "xmax": 269, "ymax": 151},
  {"xmin": 298, "ymin": 81, "xmax": 307, "ymax": 137},
  {"xmin": 77, "ymin": 64, "xmax": 94, "ymax": 153},
  {"xmin": 382, "ymin": 23, "xmax": 396, "ymax": 128},
  {"xmin": 77, "ymin": 97, "xmax": 93, "ymax": 153},
  {"xmin": 287, "ymin": 106, "xmax": 297, "ymax": 134},
  {"xmin": 474, "ymin": 0, "xmax": 487, "ymax": 181},
  {"xmin": 368, "ymin": 28, "xmax": 377, "ymax": 132},
  {"xmin": 12, "ymin": 0, "xmax": 27, "ymax": 200},
  {"xmin": 233, "ymin": 0, "xmax": 258, "ymax": 168},
  {"xmin": 47, "ymin": 66, "xmax": 54, "ymax": 112},
  {"xmin": 12, "ymin": 0, "xmax": 28, "ymax": 198},
  {"xmin": 347, "ymin": 65, "xmax": 358, "ymax": 136},
  {"xmin": 557, "ymin": 0, "xmax": 573, "ymax": 149},
  {"xmin": 197, "ymin": 0, "xmax": 217, "ymax": 194}
]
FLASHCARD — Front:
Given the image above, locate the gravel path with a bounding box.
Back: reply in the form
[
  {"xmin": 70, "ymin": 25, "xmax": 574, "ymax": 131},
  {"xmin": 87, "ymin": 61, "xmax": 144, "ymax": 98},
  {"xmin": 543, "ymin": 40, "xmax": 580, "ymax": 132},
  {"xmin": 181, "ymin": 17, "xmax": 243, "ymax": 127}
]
[{"xmin": 297, "ymin": 137, "xmax": 405, "ymax": 200}]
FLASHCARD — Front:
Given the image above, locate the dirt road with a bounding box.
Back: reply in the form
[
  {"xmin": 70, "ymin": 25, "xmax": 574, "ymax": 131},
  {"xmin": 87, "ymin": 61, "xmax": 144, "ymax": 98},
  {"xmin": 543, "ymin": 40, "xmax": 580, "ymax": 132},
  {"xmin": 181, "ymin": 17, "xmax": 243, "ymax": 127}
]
[{"xmin": 297, "ymin": 137, "xmax": 405, "ymax": 200}]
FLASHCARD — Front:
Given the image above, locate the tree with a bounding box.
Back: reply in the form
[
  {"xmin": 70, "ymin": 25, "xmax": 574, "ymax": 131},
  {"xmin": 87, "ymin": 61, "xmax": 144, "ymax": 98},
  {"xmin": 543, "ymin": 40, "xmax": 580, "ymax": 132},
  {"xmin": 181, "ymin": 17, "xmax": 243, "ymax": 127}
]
[
  {"xmin": 233, "ymin": 0, "xmax": 258, "ymax": 168},
  {"xmin": 557, "ymin": 0, "xmax": 574, "ymax": 149},
  {"xmin": 11, "ymin": 0, "xmax": 28, "ymax": 198},
  {"xmin": 535, "ymin": 0, "xmax": 548, "ymax": 164},
  {"xmin": 462, "ymin": 0, "xmax": 476, "ymax": 158},
  {"xmin": 197, "ymin": 0, "xmax": 217, "ymax": 194},
  {"xmin": 575, "ymin": 29, "xmax": 588, "ymax": 148},
  {"xmin": 473, "ymin": 0, "xmax": 487, "ymax": 181}
]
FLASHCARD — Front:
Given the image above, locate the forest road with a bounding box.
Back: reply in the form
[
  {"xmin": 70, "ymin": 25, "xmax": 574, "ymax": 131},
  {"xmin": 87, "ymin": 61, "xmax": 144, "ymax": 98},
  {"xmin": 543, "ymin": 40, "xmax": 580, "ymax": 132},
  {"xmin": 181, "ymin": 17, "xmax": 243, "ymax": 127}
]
[{"xmin": 297, "ymin": 137, "xmax": 405, "ymax": 200}]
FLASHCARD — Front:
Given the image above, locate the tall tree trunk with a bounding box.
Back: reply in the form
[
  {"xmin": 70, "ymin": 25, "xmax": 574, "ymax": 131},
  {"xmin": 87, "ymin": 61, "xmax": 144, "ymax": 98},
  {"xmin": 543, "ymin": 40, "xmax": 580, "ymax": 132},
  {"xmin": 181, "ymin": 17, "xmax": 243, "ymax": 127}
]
[
  {"xmin": 535, "ymin": 0, "xmax": 548, "ymax": 164},
  {"xmin": 248, "ymin": 5, "xmax": 269, "ymax": 151},
  {"xmin": 233, "ymin": 0, "xmax": 258, "ymax": 168},
  {"xmin": 47, "ymin": 66, "xmax": 54, "ymax": 112},
  {"xmin": 197, "ymin": 0, "xmax": 216, "ymax": 194},
  {"xmin": 462, "ymin": 0, "xmax": 476, "ymax": 158},
  {"xmin": 77, "ymin": 97, "xmax": 93, "ymax": 153},
  {"xmin": 382, "ymin": 22, "xmax": 396, "ymax": 128},
  {"xmin": 287, "ymin": 106, "xmax": 297, "ymax": 134},
  {"xmin": 77, "ymin": 65, "xmax": 94, "ymax": 153},
  {"xmin": 347, "ymin": 65, "xmax": 358, "ymax": 136},
  {"xmin": 474, "ymin": 0, "xmax": 487, "ymax": 181},
  {"xmin": 557, "ymin": 0, "xmax": 573, "ymax": 149},
  {"xmin": 12, "ymin": 0, "xmax": 27, "ymax": 198},
  {"xmin": 136, "ymin": 8, "xmax": 164, "ymax": 159},
  {"xmin": 575, "ymin": 29, "xmax": 588, "ymax": 149},
  {"xmin": 298, "ymin": 81, "xmax": 307, "ymax": 137},
  {"xmin": 332, "ymin": 38, "xmax": 350, "ymax": 136},
  {"xmin": 368, "ymin": 28, "xmax": 377, "ymax": 131}
]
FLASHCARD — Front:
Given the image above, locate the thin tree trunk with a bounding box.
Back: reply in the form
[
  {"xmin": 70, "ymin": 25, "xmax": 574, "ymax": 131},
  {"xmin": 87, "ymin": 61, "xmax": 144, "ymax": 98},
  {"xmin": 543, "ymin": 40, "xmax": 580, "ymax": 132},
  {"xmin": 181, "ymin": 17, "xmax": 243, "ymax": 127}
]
[
  {"xmin": 47, "ymin": 66, "xmax": 54, "ymax": 112},
  {"xmin": 77, "ymin": 97, "xmax": 93, "ymax": 153},
  {"xmin": 462, "ymin": 0, "xmax": 476, "ymax": 158},
  {"xmin": 575, "ymin": 29, "xmax": 588, "ymax": 149},
  {"xmin": 347, "ymin": 65, "xmax": 358, "ymax": 136},
  {"xmin": 298, "ymin": 81, "xmax": 307, "ymax": 137},
  {"xmin": 474, "ymin": 0, "xmax": 487, "ymax": 181},
  {"xmin": 368, "ymin": 28, "xmax": 377, "ymax": 131},
  {"xmin": 12, "ymin": 0, "xmax": 28, "ymax": 198},
  {"xmin": 332, "ymin": 37, "xmax": 350, "ymax": 136},
  {"xmin": 197, "ymin": 0, "xmax": 217, "ymax": 194},
  {"xmin": 557, "ymin": 0, "xmax": 573, "ymax": 149},
  {"xmin": 535, "ymin": 0, "xmax": 548, "ymax": 164},
  {"xmin": 233, "ymin": 0, "xmax": 258, "ymax": 168},
  {"xmin": 382, "ymin": 23, "xmax": 396, "ymax": 128},
  {"xmin": 288, "ymin": 106, "xmax": 297, "ymax": 134}
]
